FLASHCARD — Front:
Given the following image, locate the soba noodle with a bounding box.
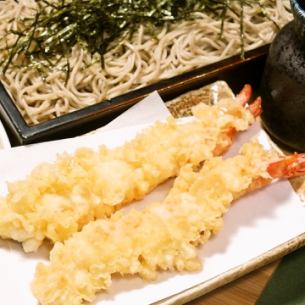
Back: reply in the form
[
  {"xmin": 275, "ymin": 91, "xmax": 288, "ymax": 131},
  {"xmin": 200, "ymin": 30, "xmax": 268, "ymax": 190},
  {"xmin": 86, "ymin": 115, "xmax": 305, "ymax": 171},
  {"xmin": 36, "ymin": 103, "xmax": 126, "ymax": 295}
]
[{"xmin": 0, "ymin": 0, "xmax": 291, "ymax": 125}]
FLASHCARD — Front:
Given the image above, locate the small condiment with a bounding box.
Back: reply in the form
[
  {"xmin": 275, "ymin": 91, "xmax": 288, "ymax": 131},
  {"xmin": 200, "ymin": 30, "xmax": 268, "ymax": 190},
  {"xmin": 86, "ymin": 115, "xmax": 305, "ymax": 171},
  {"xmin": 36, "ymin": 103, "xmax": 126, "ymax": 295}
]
[{"xmin": 260, "ymin": 0, "xmax": 305, "ymax": 152}]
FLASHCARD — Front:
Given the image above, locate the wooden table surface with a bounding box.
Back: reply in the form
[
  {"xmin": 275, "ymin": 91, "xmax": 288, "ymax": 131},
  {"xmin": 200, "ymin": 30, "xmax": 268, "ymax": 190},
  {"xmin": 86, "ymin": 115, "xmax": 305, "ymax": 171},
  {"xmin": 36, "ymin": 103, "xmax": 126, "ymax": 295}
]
[{"xmin": 185, "ymin": 261, "xmax": 279, "ymax": 305}]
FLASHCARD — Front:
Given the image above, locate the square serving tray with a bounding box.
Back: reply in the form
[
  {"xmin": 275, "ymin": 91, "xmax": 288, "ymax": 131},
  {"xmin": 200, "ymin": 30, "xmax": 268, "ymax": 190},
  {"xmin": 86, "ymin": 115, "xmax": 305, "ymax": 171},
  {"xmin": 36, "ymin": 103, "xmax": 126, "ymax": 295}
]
[{"xmin": 0, "ymin": 45, "xmax": 269, "ymax": 146}]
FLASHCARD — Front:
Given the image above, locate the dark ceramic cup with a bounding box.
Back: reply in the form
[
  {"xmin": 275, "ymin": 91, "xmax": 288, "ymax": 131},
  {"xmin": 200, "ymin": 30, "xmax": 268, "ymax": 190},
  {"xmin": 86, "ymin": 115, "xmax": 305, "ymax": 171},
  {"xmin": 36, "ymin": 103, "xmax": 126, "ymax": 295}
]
[{"xmin": 260, "ymin": 0, "xmax": 305, "ymax": 152}]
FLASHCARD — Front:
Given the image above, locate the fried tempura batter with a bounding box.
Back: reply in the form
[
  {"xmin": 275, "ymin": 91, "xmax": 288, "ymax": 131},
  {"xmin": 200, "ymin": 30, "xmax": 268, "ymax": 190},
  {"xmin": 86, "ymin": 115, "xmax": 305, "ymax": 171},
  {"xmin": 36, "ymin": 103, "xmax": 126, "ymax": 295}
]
[
  {"xmin": 0, "ymin": 88, "xmax": 259, "ymax": 252},
  {"xmin": 32, "ymin": 141, "xmax": 279, "ymax": 305}
]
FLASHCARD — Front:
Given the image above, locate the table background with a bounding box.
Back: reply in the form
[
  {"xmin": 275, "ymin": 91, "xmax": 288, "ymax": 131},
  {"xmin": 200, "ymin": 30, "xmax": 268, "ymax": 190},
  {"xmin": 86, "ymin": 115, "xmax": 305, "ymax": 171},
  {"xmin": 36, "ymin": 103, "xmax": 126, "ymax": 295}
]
[
  {"xmin": 186, "ymin": 261, "xmax": 278, "ymax": 305},
  {"xmin": 188, "ymin": 245, "xmax": 305, "ymax": 305}
]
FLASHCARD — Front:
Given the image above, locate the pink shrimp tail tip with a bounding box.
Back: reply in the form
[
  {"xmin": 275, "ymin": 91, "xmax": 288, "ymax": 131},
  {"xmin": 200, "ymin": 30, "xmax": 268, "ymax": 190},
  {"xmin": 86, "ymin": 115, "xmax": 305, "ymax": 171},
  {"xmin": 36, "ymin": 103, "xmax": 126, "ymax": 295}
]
[
  {"xmin": 236, "ymin": 84, "xmax": 262, "ymax": 117},
  {"xmin": 236, "ymin": 84, "xmax": 253, "ymax": 106},
  {"xmin": 267, "ymin": 153, "xmax": 305, "ymax": 178},
  {"xmin": 249, "ymin": 96, "xmax": 262, "ymax": 117}
]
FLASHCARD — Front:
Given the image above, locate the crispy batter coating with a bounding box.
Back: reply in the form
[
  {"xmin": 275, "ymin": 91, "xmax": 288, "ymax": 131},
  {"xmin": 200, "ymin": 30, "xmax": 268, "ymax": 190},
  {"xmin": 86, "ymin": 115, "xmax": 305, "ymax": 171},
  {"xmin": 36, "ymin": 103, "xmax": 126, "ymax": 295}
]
[
  {"xmin": 0, "ymin": 98, "xmax": 254, "ymax": 252},
  {"xmin": 32, "ymin": 141, "xmax": 274, "ymax": 305}
]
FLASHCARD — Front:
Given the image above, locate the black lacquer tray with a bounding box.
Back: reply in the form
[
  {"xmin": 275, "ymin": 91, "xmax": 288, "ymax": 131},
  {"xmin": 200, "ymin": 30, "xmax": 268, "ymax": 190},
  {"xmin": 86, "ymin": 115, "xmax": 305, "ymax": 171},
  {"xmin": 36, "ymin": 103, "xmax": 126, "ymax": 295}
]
[{"xmin": 0, "ymin": 45, "xmax": 269, "ymax": 146}]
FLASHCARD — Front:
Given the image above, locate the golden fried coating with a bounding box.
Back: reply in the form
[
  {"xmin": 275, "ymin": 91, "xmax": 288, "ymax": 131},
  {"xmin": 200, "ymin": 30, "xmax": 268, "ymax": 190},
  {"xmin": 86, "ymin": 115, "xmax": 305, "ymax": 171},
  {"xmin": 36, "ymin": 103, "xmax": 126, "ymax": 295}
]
[
  {"xmin": 0, "ymin": 98, "xmax": 255, "ymax": 252},
  {"xmin": 32, "ymin": 141, "xmax": 273, "ymax": 305}
]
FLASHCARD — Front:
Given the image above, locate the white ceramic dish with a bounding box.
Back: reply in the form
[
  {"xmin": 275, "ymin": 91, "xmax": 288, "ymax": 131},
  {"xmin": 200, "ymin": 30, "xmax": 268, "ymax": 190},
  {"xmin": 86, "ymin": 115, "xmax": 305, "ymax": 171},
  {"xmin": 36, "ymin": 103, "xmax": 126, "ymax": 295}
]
[{"xmin": 1, "ymin": 120, "xmax": 305, "ymax": 305}]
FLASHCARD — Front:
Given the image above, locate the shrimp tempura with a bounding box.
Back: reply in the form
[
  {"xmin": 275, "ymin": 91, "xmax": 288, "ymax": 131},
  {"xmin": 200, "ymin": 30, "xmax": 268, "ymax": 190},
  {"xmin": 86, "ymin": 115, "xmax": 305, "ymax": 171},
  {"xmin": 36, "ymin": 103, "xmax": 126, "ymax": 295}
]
[
  {"xmin": 0, "ymin": 86, "xmax": 259, "ymax": 252},
  {"xmin": 32, "ymin": 141, "xmax": 284, "ymax": 305}
]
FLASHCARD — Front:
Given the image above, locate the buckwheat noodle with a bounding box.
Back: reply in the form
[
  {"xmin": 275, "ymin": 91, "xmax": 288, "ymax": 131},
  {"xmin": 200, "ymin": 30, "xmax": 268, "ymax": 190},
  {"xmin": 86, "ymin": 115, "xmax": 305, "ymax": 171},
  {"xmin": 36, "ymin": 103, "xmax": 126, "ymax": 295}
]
[{"xmin": 0, "ymin": 0, "xmax": 291, "ymax": 125}]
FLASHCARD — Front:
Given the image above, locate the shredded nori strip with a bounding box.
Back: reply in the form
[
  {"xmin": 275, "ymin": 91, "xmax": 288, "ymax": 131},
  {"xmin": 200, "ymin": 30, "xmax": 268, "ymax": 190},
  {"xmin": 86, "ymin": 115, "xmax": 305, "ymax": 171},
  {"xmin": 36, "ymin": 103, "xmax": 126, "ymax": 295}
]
[{"xmin": 0, "ymin": 0, "xmax": 277, "ymax": 74}]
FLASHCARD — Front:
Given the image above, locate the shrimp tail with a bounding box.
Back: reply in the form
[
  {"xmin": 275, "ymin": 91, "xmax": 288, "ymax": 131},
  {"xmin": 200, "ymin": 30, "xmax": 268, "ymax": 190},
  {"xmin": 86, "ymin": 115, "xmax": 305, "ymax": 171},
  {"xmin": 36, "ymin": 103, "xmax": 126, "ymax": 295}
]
[
  {"xmin": 236, "ymin": 84, "xmax": 262, "ymax": 118},
  {"xmin": 267, "ymin": 153, "xmax": 305, "ymax": 179},
  {"xmin": 236, "ymin": 84, "xmax": 253, "ymax": 106},
  {"xmin": 248, "ymin": 96, "xmax": 262, "ymax": 118}
]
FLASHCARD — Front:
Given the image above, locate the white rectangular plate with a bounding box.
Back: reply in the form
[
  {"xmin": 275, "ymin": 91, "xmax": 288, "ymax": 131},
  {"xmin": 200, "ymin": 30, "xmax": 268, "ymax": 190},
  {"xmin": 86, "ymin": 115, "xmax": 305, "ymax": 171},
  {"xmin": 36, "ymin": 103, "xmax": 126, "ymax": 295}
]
[{"xmin": 0, "ymin": 121, "xmax": 305, "ymax": 305}]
